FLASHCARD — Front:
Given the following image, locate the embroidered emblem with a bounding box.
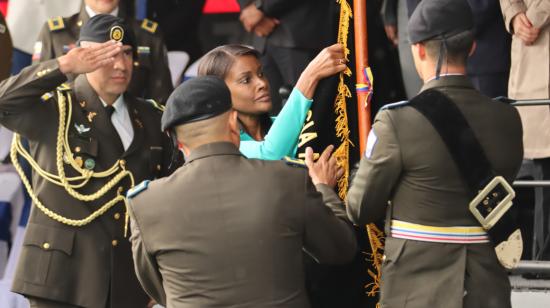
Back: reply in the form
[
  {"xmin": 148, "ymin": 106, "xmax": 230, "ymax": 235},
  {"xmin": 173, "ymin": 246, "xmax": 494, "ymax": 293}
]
[
  {"xmin": 47, "ymin": 17, "xmax": 65, "ymax": 31},
  {"xmin": 74, "ymin": 123, "xmax": 91, "ymax": 134},
  {"xmin": 110, "ymin": 26, "xmax": 124, "ymax": 42},
  {"xmin": 140, "ymin": 19, "xmax": 158, "ymax": 33},
  {"xmin": 87, "ymin": 111, "xmax": 97, "ymax": 123}
]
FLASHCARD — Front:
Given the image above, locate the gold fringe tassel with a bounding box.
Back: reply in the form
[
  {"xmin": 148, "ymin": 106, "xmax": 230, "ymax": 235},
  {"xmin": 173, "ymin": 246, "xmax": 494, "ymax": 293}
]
[
  {"xmin": 334, "ymin": 0, "xmax": 353, "ymax": 200},
  {"xmin": 335, "ymin": 1, "xmax": 385, "ymax": 303}
]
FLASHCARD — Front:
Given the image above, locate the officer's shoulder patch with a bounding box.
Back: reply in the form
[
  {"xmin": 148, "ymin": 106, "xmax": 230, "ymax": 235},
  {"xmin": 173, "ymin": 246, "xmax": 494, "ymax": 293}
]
[
  {"xmin": 284, "ymin": 156, "xmax": 307, "ymax": 168},
  {"xmin": 47, "ymin": 16, "xmax": 65, "ymax": 32},
  {"xmin": 127, "ymin": 180, "xmax": 150, "ymax": 199},
  {"xmin": 56, "ymin": 83, "xmax": 71, "ymax": 91},
  {"xmin": 140, "ymin": 19, "xmax": 158, "ymax": 34},
  {"xmin": 146, "ymin": 99, "xmax": 165, "ymax": 112},
  {"xmin": 380, "ymin": 100, "xmax": 410, "ymax": 111}
]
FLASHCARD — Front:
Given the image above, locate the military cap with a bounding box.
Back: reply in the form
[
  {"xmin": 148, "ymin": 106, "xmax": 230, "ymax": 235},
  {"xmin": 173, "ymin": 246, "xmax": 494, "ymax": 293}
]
[
  {"xmin": 161, "ymin": 76, "xmax": 232, "ymax": 131},
  {"xmin": 408, "ymin": 0, "xmax": 473, "ymax": 44},
  {"xmin": 78, "ymin": 14, "xmax": 136, "ymax": 48}
]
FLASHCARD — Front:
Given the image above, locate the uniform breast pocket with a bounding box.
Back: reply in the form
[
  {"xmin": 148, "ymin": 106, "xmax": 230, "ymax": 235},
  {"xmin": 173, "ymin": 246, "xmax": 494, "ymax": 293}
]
[{"xmin": 20, "ymin": 223, "xmax": 75, "ymax": 285}]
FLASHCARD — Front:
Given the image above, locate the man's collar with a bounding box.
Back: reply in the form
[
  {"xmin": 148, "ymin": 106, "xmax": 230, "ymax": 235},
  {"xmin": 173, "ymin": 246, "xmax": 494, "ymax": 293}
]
[
  {"xmin": 99, "ymin": 95, "xmax": 125, "ymax": 112},
  {"xmin": 420, "ymin": 74, "xmax": 474, "ymax": 92},
  {"xmin": 185, "ymin": 142, "xmax": 242, "ymax": 164},
  {"xmin": 85, "ymin": 5, "xmax": 119, "ymax": 18}
]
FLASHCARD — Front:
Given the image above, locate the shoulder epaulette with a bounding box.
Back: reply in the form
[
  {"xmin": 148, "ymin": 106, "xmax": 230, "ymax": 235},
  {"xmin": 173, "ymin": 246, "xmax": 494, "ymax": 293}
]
[
  {"xmin": 284, "ymin": 156, "xmax": 307, "ymax": 168},
  {"xmin": 140, "ymin": 19, "xmax": 158, "ymax": 34},
  {"xmin": 380, "ymin": 100, "xmax": 409, "ymax": 111},
  {"xmin": 56, "ymin": 83, "xmax": 71, "ymax": 91},
  {"xmin": 127, "ymin": 180, "xmax": 150, "ymax": 199},
  {"xmin": 146, "ymin": 99, "xmax": 165, "ymax": 112},
  {"xmin": 47, "ymin": 16, "xmax": 65, "ymax": 32}
]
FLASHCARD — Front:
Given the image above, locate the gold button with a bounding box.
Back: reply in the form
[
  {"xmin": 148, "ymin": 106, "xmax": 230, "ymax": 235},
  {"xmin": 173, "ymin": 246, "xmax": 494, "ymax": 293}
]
[
  {"xmin": 133, "ymin": 61, "xmax": 140, "ymax": 67},
  {"xmin": 119, "ymin": 159, "xmax": 126, "ymax": 166},
  {"xmin": 112, "ymin": 240, "xmax": 118, "ymax": 247},
  {"xmin": 156, "ymin": 164, "xmax": 161, "ymax": 171},
  {"xmin": 114, "ymin": 213, "xmax": 121, "ymax": 220},
  {"xmin": 42, "ymin": 242, "xmax": 50, "ymax": 250},
  {"xmin": 75, "ymin": 146, "xmax": 81, "ymax": 153}
]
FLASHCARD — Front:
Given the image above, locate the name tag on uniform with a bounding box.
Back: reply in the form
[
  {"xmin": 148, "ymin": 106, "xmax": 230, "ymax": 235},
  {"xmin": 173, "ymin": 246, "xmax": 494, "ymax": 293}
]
[{"xmin": 137, "ymin": 46, "xmax": 150, "ymax": 55}]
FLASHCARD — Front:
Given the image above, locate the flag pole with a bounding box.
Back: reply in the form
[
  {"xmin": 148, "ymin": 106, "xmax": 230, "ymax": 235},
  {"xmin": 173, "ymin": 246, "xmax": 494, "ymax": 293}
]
[{"xmin": 353, "ymin": 0, "xmax": 372, "ymax": 154}]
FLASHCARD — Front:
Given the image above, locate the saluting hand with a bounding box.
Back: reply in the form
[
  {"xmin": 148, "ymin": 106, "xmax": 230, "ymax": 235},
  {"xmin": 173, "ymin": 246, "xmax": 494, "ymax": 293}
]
[
  {"xmin": 57, "ymin": 40, "xmax": 122, "ymax": 75},
  {"xmin": 305, "ymin": 145, "xmax": 344, "ymax": 188}
]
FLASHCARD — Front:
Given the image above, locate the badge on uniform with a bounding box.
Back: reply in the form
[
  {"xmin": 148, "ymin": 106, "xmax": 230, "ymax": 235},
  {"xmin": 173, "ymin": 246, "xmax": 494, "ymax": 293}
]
[
  {"xmin": 110, "ymin": 25, "xmax": 124, "ymax": 42},
  {"xmin": 137, "ymin": 46, "xmax": 150, "ymax": 55},
  {"xmin": 74, "ymin": 123, "xmax": 91, "ymax": 135},
  {"xmin": 365, "ymin": 129, "xmax": 378, "ymax": 159}
]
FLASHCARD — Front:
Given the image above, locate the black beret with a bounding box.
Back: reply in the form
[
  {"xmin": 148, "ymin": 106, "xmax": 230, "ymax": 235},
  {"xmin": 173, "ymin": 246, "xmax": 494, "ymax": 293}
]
[
  {"xmin": 408, "ymin": 0, "xmax": 473, "ymax": 44},
  {"xmin": 161, "ymin": 76, "xmax": 232, "ymax": 131},
  {"xmin": 78, "ymin": 14, "xmax": 136, "ymax": 48}
]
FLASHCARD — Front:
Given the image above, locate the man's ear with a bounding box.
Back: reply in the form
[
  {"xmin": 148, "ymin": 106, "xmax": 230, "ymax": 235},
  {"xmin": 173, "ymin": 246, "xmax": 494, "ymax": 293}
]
[{"xmin": 413, "ymin": 43, "xmax": 427, "ymax": 60}]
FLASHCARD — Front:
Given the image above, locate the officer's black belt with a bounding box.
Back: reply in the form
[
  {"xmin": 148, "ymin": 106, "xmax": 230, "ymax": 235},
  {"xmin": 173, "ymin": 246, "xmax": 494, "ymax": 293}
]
[{"xmin": 408, "ymin": 89, "xmax": 517, "ymax": 245}]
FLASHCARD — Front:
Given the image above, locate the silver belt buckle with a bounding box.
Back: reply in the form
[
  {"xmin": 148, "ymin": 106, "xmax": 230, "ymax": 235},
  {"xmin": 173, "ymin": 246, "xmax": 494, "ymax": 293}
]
[{"xmin": 468, "ymin": 176, "xmax": 515, "ymax": 230}]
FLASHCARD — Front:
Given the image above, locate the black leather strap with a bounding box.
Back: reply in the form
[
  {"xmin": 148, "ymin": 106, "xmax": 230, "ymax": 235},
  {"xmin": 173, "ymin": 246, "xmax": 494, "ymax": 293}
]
[
  {"xmin": 408, "ymin": 89, "xmax": 517, "ymax": 245},
  {"xmin": 409, "ymin": 89, "xmax": 494, "ymax": 197}
]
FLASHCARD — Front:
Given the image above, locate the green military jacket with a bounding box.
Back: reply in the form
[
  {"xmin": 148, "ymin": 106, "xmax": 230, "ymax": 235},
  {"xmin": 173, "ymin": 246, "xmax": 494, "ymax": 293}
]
[
  {"xmin": 0, "ymin": 60, "xmax": 171, "ymax": 307},
  {"xmin": 347, "ymin": 75, "xmax": 523, "ymax": 308},
  {"xmin": 34, "ymin": 7, "xmax": 173, "ymax": 104},
  {"xmin": 127, "ymin": 142, "xmax": 358, "ymax": 307}
]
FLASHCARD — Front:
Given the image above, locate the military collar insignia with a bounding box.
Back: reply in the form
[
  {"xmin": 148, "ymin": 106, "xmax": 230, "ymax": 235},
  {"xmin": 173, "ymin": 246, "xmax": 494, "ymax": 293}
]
[
  {"xmin": 110, "ymin": 26, "xmax": 124, "ymax": 42},
  {"xmin": 134, "ymin": 118, "xmax": 143, "ymax": 129},
  {"xmin": 48, "ymin": 16, "xmax": 65, "ymax": 32},
  {"xmin": 87, "ymin": 111, "xmax": 97, "ymax": 123},
  {"xmin": 140, "ymin": 19, "xmax": 158, "ymax": 33},
  {"xmin": 79, "ymin": 101, "xmax": 87, "ymax": 108},
  {"xmin": 74, "ymin": 123, "xmax": 91, "ymax": 134}
]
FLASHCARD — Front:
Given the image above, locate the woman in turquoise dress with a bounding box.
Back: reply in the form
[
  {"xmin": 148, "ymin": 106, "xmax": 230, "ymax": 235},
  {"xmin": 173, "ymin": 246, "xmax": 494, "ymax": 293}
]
[{"xmin": 197, "ymin": 44, "xmax": 346, "ymax": 160}]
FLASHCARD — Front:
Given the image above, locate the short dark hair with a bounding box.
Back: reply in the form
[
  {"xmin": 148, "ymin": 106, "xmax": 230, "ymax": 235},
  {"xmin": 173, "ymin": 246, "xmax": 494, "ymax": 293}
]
[
  {"xmin": 197, "ymin": 44, "xmax": 260, "ymax": 79},
  {"xmin": 423, "ymin": 30, "xmax": 474, "ymax": 66}
]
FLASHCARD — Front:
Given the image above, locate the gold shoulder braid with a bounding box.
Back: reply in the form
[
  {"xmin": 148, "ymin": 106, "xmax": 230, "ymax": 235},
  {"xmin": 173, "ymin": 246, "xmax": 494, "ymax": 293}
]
[{"xmin": 11, "ymin": 90, "xmax": 135, "ymax": 236}]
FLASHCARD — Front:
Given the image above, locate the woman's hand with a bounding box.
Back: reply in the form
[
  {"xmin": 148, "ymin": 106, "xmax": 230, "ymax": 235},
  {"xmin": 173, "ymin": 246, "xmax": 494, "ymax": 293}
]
[{"xmin": 296, "ymin": 44, "xmax": 346, "ymax": 99}]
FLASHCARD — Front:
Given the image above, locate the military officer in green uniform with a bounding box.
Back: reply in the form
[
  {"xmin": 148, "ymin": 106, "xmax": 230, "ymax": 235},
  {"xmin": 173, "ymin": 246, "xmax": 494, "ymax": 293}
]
[
  {"xmin": 0, "ymin": 10, "xmax": 12, "ymax": 81},
  {"xmin": 126, "ymin": 76, "xmax": 358, "ymax": 307},
  {"xmin": 346, "ymin": 0, "xmax": 524, "ymax": 307},
  {"xmin": 34, "ymin": 0, "xmax": 173, "ymax": 104},
  {"xmin": 0, "ymin": 14, "xmax": 170, "ymax": 308}
]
